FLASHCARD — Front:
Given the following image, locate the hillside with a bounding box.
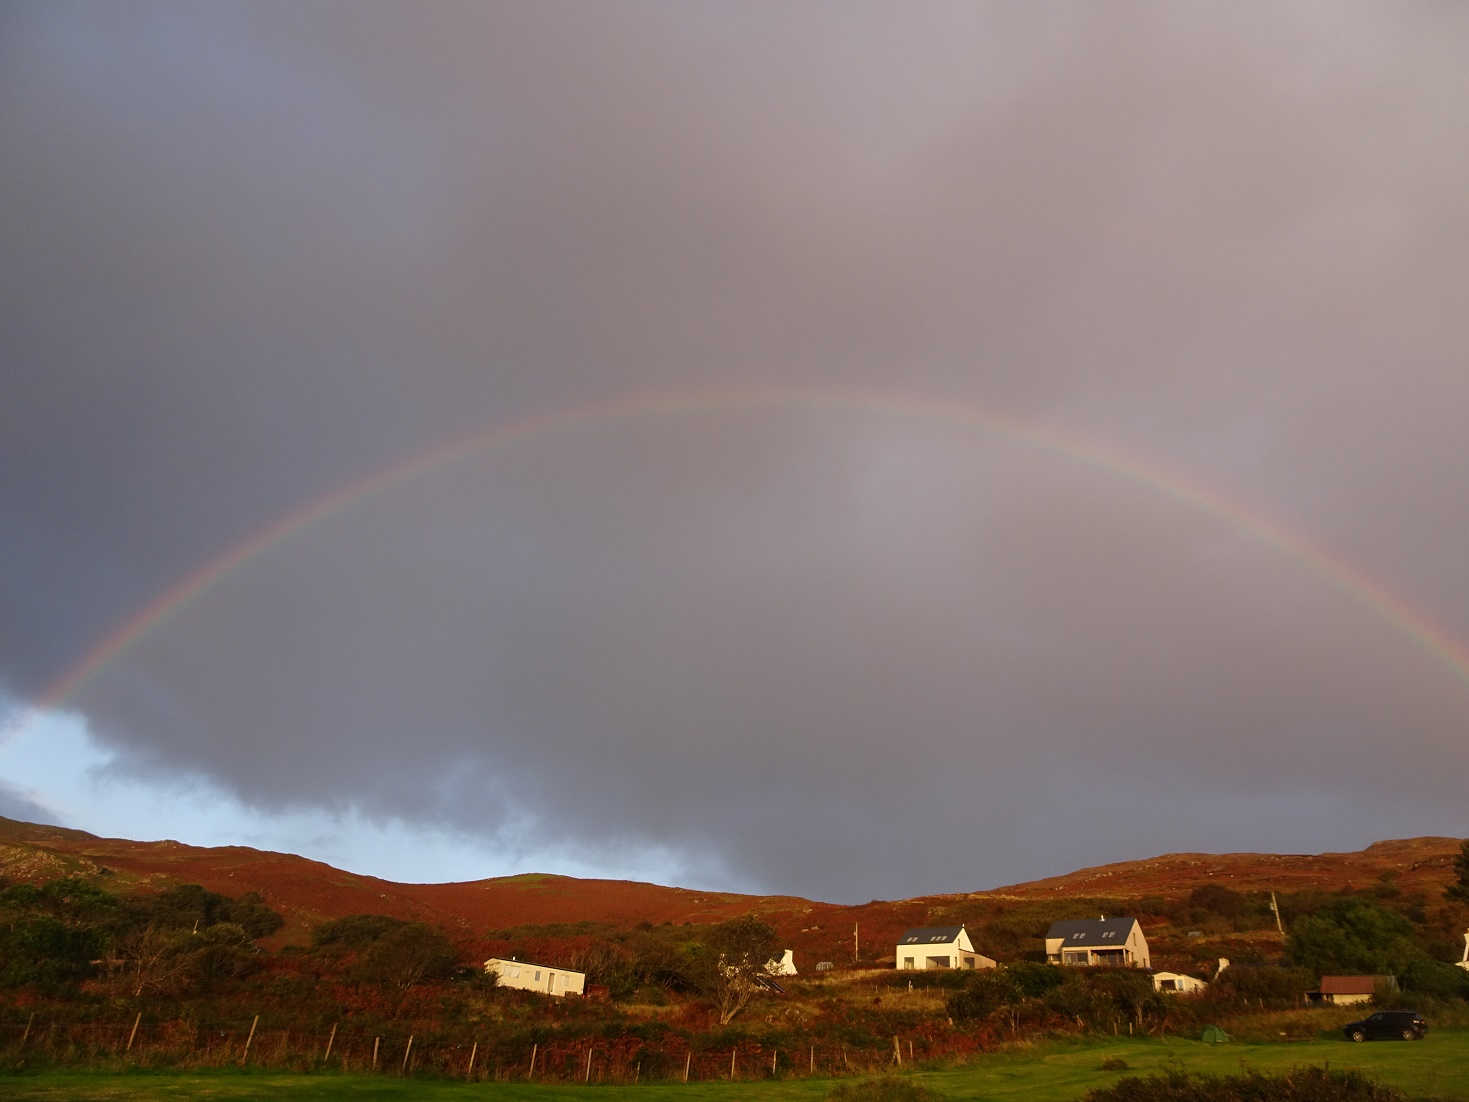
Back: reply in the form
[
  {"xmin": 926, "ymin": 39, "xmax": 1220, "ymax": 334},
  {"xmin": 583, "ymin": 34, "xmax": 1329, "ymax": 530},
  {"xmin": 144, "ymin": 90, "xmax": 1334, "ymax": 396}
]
[{"xmin": 0, "ymin": 817, "xmax": 1461, "ymax": 966}]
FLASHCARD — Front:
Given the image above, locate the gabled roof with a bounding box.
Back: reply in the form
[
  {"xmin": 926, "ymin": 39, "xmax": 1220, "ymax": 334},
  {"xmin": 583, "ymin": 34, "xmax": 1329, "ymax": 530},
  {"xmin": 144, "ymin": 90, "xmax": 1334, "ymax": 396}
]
[
  {"xmin": 1320, "ymin": 974, "xmax": 1394, "ymax": 995},
  {"xmin": 897, "ymin": 925, "xmax": 964, "ymax": 945},
  {"xmin": 1046, "ymin": 917, "xmax": 1138, "ymax": 945}
]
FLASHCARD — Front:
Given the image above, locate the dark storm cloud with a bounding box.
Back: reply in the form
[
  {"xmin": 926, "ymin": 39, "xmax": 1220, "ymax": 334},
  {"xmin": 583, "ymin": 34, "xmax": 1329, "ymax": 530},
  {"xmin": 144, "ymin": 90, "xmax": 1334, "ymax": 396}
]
[{"xmin": 4, "ymin": 3, "xmax": 1468, "ymax": 900}]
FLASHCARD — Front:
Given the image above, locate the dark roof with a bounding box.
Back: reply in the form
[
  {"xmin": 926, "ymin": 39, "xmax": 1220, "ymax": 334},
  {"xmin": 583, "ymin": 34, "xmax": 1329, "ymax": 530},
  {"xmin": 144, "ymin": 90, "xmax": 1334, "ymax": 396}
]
[
  {"xmin": 897, "ymin": 925, "xmax": 965, "ymax": 946},
  {"xmin": 1046, "ymin": 917, "xmax": 1138, "ymax": 945},
  {"xmin": 1320, "ymin": 975, "xmax": 1394, "ymax": 995}
]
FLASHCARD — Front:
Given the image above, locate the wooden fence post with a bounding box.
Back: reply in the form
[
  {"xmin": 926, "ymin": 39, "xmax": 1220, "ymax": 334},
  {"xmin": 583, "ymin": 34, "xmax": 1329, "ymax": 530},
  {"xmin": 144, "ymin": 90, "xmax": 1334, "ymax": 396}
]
[
  {"xmin": 528, "ymin": 1042, "xmax": 537, "ymax": 1079},
  {"xmin": 126, "ymin": 1012, "xmax": 142, "ymax": 1053},
  {"xmin": 809, "ymin": 1045, "xmax": 814, "ymax": 1075},
  {"xmin": 372, "ymin": 1035, "xmax": 380, "ymax": 1071},
  {"xmin": 683, "ymin": 1050, "xmax": 691, "ymax": 1082},
  {"xmin": 730, "ymin": 1047, "xmax": 737, "ymax": 1080},
  {"xmin": 240, "ymin": 1015, "xmax": 259, "ymax": 1066},
  {"xmin": 20, "ymin": 1012, "xmax": 34, "ymax": 1050},
  {"xmin": 401, "ymin": 1034, "xmax": 414, "ymax": 1075},
  {"xmin": 771, "ymin": 1049, "xmax": 777, "ymax": 1076},
  {"xmin": 893, "ymin": 1035, "xmax": 901, "ymax": 1065},
  {"xmin": 467, "ymin": 1040, "xmax": 478, "ymax": 1078},
  {"xmin": 322, "ymin": 1022, "xmax": 336, "ymax": 1063},
  {"xmin": 585, "ymin": 1046, "xmax": 593, "ymax": 1083}
]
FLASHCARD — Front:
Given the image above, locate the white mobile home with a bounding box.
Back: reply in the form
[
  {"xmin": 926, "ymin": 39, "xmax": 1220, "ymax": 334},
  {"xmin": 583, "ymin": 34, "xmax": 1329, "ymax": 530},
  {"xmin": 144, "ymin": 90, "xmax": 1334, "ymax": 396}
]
[{"xmin": 484, "ymin": 957, "xmax": 586, "ymax": 997}]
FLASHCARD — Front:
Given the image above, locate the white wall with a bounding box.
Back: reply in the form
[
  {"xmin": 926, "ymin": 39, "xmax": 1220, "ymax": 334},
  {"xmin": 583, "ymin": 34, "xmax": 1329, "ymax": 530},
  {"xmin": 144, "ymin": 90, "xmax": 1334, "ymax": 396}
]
[{"xmin": 484, "ymin": 957, "xmax": 587, "ymax": 997}]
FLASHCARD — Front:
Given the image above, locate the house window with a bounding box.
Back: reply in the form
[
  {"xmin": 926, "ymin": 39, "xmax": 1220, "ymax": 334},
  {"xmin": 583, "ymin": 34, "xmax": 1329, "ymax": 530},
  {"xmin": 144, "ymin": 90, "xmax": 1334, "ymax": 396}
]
[
  {"xmin": 902, "ymin": 957, "xmax": 915, "ymax": 969},
  {"xmin": 535, "ymin": 971, "xmax": 542, "ymax": 982}
]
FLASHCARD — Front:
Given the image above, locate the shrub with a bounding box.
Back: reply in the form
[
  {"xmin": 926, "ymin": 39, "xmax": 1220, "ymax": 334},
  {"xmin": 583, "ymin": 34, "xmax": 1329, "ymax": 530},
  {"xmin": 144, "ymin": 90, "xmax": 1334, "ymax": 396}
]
[{"xmin": 1083, "ymin": 1066, "xmax": 1430, "ymax": 1102}]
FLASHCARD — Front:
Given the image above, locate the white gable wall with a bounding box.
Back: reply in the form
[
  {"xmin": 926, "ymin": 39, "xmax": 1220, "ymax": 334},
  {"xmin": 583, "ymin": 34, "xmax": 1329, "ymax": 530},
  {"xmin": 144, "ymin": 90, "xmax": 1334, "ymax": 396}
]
[
  {"xmin": 894, "ymin": 927, "xmax": 996, "ymax": 971},
  {"xmin": 1046, "ymin": 921, "xmax": 1150, "ymax": 969}
]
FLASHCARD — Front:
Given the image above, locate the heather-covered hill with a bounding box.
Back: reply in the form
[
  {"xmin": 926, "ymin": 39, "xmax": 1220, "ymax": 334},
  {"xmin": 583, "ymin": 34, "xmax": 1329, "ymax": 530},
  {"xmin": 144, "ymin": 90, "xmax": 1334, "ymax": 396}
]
[{"xmin": 0, "ymin": 816, "xmax": 1461, "ymax": 965}]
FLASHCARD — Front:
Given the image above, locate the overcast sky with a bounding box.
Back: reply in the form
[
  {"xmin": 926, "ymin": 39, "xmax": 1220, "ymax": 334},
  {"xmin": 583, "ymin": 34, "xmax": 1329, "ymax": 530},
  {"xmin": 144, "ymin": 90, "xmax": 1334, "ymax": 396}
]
[{"xmin": 4, "ymin": 2, "xmax": 1468, "ymax": 902}]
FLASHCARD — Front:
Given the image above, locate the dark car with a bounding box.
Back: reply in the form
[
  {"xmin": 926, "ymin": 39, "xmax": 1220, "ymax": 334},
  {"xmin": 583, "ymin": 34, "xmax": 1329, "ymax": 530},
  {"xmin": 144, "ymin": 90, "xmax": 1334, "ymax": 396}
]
[{"xmin": 1343, "ymin": 1009, "xmax": 1427, "ymax": 1042}]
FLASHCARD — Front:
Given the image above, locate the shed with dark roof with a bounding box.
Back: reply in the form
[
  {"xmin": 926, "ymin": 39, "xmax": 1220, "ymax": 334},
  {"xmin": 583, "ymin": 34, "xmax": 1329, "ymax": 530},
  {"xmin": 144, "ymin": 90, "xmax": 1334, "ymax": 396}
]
[{"xmin": 1306, "ymin": 975, "xmax": 1397, "ymax": 1006}]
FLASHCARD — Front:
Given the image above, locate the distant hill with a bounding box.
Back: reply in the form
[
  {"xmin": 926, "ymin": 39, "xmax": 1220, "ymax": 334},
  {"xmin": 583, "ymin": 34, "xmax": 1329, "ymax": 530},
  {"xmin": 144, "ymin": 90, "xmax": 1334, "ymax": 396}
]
[{"xmin": 0, "ymin": 816, "xmax": 1460, "ymax": 966}]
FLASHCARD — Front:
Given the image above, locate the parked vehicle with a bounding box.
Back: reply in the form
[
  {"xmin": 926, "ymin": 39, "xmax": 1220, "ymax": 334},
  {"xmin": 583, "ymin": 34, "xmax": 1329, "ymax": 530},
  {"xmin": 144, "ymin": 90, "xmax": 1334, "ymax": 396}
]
[{"xmin": 1343, "ymin": 1010, "xmax": 1427, "ymax": 1042}]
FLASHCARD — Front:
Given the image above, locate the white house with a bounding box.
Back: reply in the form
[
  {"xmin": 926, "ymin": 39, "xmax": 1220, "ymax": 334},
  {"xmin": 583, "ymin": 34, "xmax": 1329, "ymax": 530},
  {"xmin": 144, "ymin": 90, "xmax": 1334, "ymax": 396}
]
[
  {"xmin": 766, "ymin": 949, "xmax": 798, "ymax": 976},
  {"xmin": 1456, "ymin": 929, "xmax": 1469, "ymax": 972},
  {"xmin": 1152, "ymin": 971, "xmax": 1208, "ymax": 994},
  {"xmin": 895, "ymin": 925, "xmax": 996, "ymax": 970},
  {"xmin": 484, "ymin": 956, "xmax": 586, "ymax": 997},
  {"xmin": 1045, "ymin": 917, "xmax": 1150, "ymax": 969}
]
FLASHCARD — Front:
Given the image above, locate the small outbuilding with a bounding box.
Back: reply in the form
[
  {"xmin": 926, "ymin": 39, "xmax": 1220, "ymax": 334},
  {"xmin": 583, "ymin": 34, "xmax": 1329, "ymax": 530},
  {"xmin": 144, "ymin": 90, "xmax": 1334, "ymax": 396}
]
[
  {"xmin": 1456, "ymin": 929, "xmax": 1469, "ymax": 973},
  {"xmin": 1152, "ymin": 971, "xmax": 1208, "ymax": 994},
  {"xmin": 895, "ymin": 925, "xmax": 996, "ymax": 971},
  {"xmin": 484, "ymin": 957, "xmax": 586, "ymax": 998},
  {"xmin": 766, "ymin": 949, "xmax": 798, "ymax": 976},
  {"xmin": 1306, "ymin": 975, "xmax": 1397, "ymax": 1006}
]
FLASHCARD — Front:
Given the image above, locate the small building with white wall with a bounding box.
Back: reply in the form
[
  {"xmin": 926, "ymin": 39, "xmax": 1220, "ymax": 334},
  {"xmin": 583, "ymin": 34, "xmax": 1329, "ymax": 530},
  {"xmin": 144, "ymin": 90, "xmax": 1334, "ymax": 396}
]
[
  {"xmin": 895, "ymin": 925, "xmax": 996, "ymax": 970},
  {"xmin": 1456, "ymin": 929, "xmax": 1469, "ymax": 972},
  {"xmin": 1306, "ymin": 975, "xmax": 1396, "ymax": 1006},
  {"xmin": 766, "ymin": 949, "xmax": 798, "ymax": 976},
  {"xmin": 1152, "ymin": 971, "xmax": 1208, "ymax": 994},
  {"xmin": 484, "ymin": 956, "xmax": 586, "ymax": 997}
]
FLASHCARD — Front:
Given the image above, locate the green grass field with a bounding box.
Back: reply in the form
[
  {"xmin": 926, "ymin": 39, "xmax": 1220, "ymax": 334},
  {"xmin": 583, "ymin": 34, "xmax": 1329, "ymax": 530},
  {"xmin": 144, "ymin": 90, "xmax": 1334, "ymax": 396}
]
[{"xmin": 5, "ymin": 1031, "xmax": 1466, "ymax": 1101}]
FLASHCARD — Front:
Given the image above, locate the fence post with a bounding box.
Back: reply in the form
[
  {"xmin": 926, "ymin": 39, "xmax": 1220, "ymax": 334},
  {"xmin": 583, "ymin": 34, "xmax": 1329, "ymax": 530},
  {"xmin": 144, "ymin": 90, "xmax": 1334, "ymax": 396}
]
[
  {"xmin": 21, "ymin": 1013, "xmax": 34, "ymax": 1050},
  {"xmin": 467, "ymin": 1040, "xmax": 478, "ymax": 1078},
  {"xmin": 322, "ymin": 1023, "xmax": 336, "ymax": 1063},
  {"xmin": 126, "ymin": 1012, "xmax": 142, "ymax": 1053},
  {"xmin": 771, "ymin": 1049, "xmax": 777, "ymax": 1076},
  {"xmin": 240, "ymin": 1015, "xmax": 259, "ymax": 1066},
  {"xmin": 528, "ymin": 1042, "xmax": 537, "ymax": 1079},
  {"xmin": 401, "ymin": 1034, "xmax": 414, "ymax": 1075},
  {"xmin": 893, "ymin": 1035, "xmax": 901, "ymax": 1065},
  {"xmin": 372, "ymin": 1035, "xmax": 380, "ymax": 1071},
  {"xmin": 586, "ymin": 1046, "xmax": 593, "ymax": 1083},
  {"xmin": 809, "ymin": 1045, "xmax": 814, "ymax": 1075},
  {"xmin": 730, "ymin": 1047, "xmax": 737, "ymax": 1080},
  {"xmin": 683, "ymin": 1050, "xmax": 691, "ymax": 1082}
]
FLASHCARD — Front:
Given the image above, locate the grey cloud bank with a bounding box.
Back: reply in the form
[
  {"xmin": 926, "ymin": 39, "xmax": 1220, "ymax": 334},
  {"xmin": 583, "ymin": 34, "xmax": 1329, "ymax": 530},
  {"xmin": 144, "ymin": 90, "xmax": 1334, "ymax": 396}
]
[{"xmin": 3, "ymin": 3, "xmax": 1467, "ymax": 901}]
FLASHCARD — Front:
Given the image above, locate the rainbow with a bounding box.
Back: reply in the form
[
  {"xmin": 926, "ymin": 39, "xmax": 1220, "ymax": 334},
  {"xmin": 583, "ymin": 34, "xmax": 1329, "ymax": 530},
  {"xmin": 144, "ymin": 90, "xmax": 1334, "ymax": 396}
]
[{"xmin": 25, "ymin": 384, "xmax": 1469, "ymax": 718}]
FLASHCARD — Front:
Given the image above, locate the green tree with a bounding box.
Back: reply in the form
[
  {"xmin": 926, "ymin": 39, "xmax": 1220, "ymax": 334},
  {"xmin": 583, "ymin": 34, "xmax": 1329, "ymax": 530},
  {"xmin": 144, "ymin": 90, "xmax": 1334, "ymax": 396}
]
[
  {"xmin": 946, "ymin": 968, "xmax": 1020, "ymax": 1025},
  {"xmin": 688, "ymin": 914, "xmax": 780, "ymax": 1025},
  {"xmin": 359, "ymin": 922, "xmax": 458, "ymax": 993},
  {"xmin": 1285, "ymin": 898, "xmax": 1421, "ymax": 976}
]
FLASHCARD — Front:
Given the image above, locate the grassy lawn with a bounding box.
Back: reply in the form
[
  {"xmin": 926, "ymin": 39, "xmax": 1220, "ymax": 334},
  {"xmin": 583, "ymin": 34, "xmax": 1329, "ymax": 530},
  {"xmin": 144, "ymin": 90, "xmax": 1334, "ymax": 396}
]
[{"xmin": 4, "ymin": 1031, "xmax": 1465, "ymax": 1101}]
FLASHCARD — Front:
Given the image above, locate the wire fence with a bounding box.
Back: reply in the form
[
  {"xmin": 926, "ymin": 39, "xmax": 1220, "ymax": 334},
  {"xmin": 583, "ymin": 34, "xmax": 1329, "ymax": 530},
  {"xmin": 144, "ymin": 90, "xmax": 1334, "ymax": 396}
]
[{"xmin": 0, "ymin": 1012, "xmax": 957, "ymax": 1083}]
